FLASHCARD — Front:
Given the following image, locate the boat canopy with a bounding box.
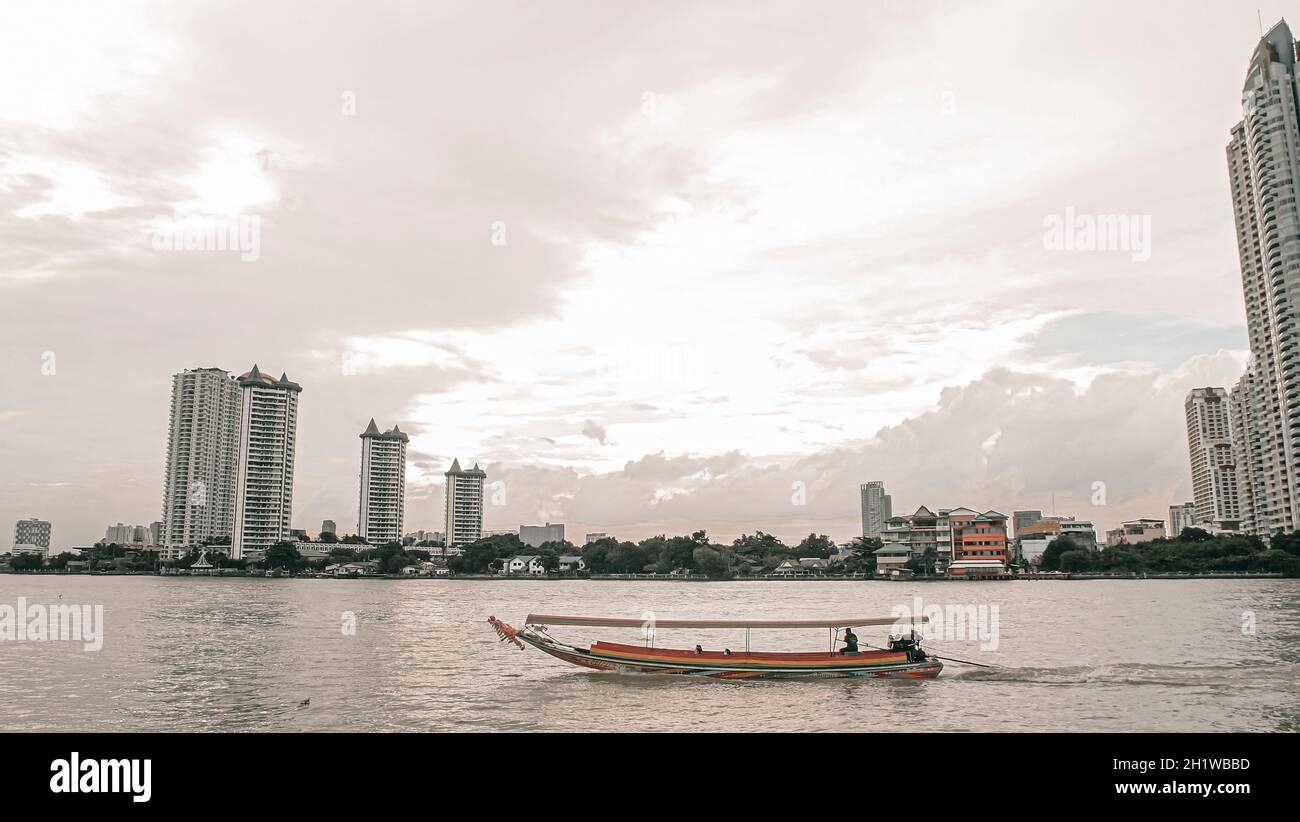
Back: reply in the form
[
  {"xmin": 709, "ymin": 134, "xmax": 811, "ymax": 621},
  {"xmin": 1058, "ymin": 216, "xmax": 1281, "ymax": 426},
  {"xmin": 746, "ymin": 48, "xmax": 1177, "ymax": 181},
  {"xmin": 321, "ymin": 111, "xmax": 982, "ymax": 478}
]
[{"xmin": 524, "ymin": 614, "xmax": 927, "ymax": 630}]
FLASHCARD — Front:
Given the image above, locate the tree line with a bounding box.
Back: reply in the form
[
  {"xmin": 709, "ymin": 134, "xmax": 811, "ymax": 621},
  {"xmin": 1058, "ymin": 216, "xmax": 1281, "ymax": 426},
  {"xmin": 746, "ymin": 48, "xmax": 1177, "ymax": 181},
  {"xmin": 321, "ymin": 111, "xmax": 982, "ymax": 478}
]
[{"xmin": 1038, "ymin": 528, "xmax": 1300, "ymax": 575}]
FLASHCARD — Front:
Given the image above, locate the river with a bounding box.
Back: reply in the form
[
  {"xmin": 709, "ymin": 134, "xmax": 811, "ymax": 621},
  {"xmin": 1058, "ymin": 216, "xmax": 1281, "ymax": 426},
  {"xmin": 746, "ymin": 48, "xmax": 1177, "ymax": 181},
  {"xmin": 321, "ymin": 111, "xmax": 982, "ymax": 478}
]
[{"xmin": 1, "ymin": 576, "xmax": 1296, "ymax": 731}]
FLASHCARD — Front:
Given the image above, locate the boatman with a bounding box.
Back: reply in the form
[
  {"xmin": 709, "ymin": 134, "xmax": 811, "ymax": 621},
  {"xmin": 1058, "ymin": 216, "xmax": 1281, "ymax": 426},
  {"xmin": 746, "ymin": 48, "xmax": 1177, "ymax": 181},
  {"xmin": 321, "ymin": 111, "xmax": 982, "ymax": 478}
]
[{"xmin": 840, "ymin": 628, "xmax": 859, "ymax": 655}]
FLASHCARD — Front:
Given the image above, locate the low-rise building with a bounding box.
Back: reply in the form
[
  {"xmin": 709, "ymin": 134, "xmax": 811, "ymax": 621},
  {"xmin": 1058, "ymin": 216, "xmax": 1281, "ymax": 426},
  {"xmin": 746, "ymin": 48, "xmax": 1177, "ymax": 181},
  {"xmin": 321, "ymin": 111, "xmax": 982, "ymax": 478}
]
[
  {"xmin": 293, "ymin": 542, "xmax": 335, "ymax": 560},
  {"xmin": 1105, "ymin": 519, "xmax": 1167, "ymax": 547},
  {"xmin": 325, "ymin": 561, "xmax": 380, "ymax": 576},
  {"xmin": 773, "ymin": 557, "xmax": 830, "ymax": 576},
  {"xmin": 1015, "ymin": 516, "xmax": 1098, "ymax": 565},
  {"xmin": 558, "ymin": 555, "xmax": 586, "ymax": 572},
  {"xmin": 506, "ymin": 555, "xmax": 545, "ymax": 575},
  {"xmin": 872, "ymin": 542, "xmax": 912, "ymax": 575},
  {"xmin": 945, "ymin": 559, "xmax": 1008, "ymax": 578}
]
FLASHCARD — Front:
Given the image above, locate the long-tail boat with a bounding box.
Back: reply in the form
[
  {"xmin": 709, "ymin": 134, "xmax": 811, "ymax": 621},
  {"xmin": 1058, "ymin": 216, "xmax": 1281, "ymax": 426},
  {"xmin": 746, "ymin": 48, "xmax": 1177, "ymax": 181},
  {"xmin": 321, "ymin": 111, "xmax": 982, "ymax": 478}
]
[{"xmin": 487, "ymin": 613, "xmax": 942, "ymax": 680}]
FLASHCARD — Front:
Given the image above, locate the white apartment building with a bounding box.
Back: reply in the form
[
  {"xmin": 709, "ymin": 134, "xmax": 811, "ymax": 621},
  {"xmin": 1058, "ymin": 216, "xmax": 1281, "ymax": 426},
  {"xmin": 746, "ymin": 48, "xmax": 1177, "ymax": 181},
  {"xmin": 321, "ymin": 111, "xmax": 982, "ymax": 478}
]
[
  {"xmin": 1169, "ymin": 502, "xmax": 1196, "ymax": 537},
  {"xmin": 358, "ymin": 419, "xmax": 408, "ymax": 546},
  {"xmin": 161, "ymin": 367, "xmax": 242, "ymax": 560},
  {"xmin": 519, "ymin": 522, "xmax": 564, "ymax": 548},
  {"xmin": 230, "ymin": 366, "xmax": 302, "ymax": 559},
  {"xmin": 104, "ymin": 523, "xmax": 153, "ymax": 545},
  {"xmin": 1184, "ymin": 387, "xmax": 1242, "ymax": 531},
  {"xmin": 443, "ymin": 459, "xmax": 486, "ymax": 554},
  {"xmin": 1226, "ymin": 21, "xmax": 1300, "ymax": 536}
]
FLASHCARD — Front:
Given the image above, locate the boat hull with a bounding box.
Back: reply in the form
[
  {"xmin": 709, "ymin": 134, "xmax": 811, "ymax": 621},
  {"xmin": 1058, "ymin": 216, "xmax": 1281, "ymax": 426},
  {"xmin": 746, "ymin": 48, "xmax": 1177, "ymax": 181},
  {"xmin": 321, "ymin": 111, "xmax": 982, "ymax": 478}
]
[{"xmin": 520, "ymin": 634, "xmax": 943, "ymax": 680}]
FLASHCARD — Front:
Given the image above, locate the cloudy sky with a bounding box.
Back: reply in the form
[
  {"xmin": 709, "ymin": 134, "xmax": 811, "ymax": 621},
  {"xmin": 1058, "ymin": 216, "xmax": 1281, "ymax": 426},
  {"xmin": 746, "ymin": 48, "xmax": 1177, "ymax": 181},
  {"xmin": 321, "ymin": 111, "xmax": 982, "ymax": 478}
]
[{"xmin": 0, "ymin": 0, "xmax": 1279, "ymax": 548}]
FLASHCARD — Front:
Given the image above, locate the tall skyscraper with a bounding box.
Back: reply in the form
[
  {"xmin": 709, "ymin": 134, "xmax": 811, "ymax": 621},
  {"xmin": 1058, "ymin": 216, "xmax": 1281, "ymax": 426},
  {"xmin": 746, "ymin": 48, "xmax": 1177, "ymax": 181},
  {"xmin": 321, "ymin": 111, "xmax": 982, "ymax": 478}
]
[
  {"xmin": 1227, "ymin": 20, "xmax": 1300, "ymax": 536},
  {"xmin": 1184, "ymin": 387, "xmax": 1242, "ymax": 531},
  {"xmin": 358, "ymin": 419, "xmax": 408, "ymax": 546},
  {"xmin": 161, "ymin": 367, "xmax": 241, "ymax": 560},
  {"xmin": 859, "ymin": 481, "xmax": 891, "ymax": 539},
  {"xmin": 443, "ymin": 459, "xmax": 486, "ymax": 553},
  {"xmin": 13, "ymin": 517, "xmax": 52, "ymax": 553},
  {"xmin": 1169, "ymin": 502, "xmax": 1196, "ymax": 537},
  {"xmin": 230, "ymin": 365, "xmax": 302, "ymax": 559}
]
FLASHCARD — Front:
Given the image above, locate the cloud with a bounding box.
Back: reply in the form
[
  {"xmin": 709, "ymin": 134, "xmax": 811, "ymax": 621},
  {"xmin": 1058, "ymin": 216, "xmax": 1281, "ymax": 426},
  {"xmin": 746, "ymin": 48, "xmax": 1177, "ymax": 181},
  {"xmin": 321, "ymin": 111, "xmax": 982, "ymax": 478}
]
[
  {"xmin": 580, "ymin": 419, "xmax": 610, "ymax": 445},
  {"xmin": 0, "ymin": 1, "xmax": 1266, "ymax": 545},
  {"xmin": 471, "ymin": 353, "xmax": 1246, "ymax": 544}
]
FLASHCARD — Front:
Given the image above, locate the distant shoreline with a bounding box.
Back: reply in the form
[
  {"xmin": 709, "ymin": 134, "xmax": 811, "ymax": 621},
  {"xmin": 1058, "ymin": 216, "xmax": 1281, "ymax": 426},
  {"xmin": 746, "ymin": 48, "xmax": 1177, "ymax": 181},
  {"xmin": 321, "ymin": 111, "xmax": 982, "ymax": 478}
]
[{"xmin": 0, "ymin": 570, "xmax": 1289, "ymax": 581}]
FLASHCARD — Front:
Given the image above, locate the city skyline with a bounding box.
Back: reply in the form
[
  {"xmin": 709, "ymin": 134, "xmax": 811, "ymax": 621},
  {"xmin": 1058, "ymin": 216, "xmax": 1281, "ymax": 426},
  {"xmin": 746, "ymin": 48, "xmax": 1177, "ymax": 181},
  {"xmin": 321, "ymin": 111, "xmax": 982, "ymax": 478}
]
[{"xmin": 2, "ymin": 1, "xmax": 1283, "ymax": 547}]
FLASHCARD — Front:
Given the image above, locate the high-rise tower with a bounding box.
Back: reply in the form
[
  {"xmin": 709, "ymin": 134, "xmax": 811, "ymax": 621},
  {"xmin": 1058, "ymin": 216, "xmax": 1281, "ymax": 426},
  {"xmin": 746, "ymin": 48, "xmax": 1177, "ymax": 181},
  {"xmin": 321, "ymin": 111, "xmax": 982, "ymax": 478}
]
[{"xmin": 230, "ymin": 365, "xmax": 302, "ymax": 559}]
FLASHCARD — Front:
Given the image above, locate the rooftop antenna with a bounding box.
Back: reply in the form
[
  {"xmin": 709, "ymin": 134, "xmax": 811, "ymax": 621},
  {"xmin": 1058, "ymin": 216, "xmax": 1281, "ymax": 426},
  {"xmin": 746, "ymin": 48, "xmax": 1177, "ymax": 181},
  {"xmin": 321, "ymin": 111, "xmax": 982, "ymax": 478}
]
[{"xmin": 1259, "ymin": 9, "xmax": 1265, "ymax": 37}]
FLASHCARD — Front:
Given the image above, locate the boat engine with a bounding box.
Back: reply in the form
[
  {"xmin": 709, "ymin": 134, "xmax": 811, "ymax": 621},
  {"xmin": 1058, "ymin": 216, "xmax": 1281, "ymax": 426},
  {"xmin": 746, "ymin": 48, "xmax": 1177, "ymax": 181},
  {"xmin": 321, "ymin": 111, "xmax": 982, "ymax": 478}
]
[{"xmin": 888, "ymin": 630, "xmax": 928, "ymax": 662}]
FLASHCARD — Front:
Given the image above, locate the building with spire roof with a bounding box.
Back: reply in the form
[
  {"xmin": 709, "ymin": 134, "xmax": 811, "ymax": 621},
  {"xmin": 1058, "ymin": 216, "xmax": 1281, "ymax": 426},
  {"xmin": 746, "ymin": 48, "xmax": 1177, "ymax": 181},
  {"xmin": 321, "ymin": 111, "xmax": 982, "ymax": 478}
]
[
  {"xmin": 358, "ymin": 419, "xmax": 408, "ymax": 546},
  {"xmin": 231, "ymin": 364, "xmax": 302, "ymax": 559},
  {"xmin": 443, "ymin": 459, "xmax": 486, "ymax": 554}
]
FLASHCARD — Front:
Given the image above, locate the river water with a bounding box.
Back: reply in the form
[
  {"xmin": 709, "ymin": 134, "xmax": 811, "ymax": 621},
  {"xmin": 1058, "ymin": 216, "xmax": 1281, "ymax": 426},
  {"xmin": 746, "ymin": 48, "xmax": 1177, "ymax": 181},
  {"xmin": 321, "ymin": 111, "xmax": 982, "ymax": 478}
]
[{"xmin": 1, "ymin": 576, "xmax": 1297, "ymax": 732}]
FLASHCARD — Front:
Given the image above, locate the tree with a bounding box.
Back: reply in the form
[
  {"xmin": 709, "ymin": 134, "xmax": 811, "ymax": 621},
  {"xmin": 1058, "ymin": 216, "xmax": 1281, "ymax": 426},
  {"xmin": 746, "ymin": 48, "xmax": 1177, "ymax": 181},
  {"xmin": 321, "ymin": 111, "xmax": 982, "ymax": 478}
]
[
  {"xmin": 1059, "ymin": 549, "xmax": 1093, "ymax": 572},
  {"xmin": 1040, "ymin": 535, "xmax": 1084, "ymax": 571},
  {"xmin": 536, "ymin": 554, "xmax": 559, "ymax": 573},
  {"xmin": 319, "ymin": 531, "xmax": 339, "ymax": 544},
  {"xmin": 48, "ymin": 552, "xmax": 77, "ymax": 570},
  {"xmin": 10, "ymin": 553, "xmax": 44, "ymax": 571},
  {"xmin": 692, "ymin": 546, "xmax": 728, "ymax": 578},
  {"xmin": 918, "ymin": 546, "xmax": 938, "ymax": 575},
  {"xmin": 1270, "ymin": 531, "xmax": 1300, "ymax": 556},
  {"xmin": 448, "ymin": 534, "xmax": 524, "ymax": 574},
  {"xmin": 795, "ymin": 533, "xmax": 835, "ymax": 559},
  {"xmin": 1177, "ymin": 527, "xmax": 1213, "ymax": 542},
  {"xmin": 264, "ymin": 542, "xmax": 304, "ymax": 571}
]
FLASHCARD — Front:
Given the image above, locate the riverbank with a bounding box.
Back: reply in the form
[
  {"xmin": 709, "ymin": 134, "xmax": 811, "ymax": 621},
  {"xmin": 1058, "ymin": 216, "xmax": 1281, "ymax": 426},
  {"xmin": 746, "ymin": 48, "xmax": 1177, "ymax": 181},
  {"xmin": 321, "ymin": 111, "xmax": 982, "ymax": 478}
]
[{"xmin": 0, "ymin": 570, "xmax": 1289, "ymax": 581}]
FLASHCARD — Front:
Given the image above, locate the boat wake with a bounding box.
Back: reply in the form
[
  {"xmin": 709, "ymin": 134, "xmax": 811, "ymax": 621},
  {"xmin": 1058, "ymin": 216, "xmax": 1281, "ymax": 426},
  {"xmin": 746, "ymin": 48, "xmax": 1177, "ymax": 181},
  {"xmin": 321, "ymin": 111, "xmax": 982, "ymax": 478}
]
[{"xmin": 948, "ymin": 662, "xmax": 1280, "ymax": 687}]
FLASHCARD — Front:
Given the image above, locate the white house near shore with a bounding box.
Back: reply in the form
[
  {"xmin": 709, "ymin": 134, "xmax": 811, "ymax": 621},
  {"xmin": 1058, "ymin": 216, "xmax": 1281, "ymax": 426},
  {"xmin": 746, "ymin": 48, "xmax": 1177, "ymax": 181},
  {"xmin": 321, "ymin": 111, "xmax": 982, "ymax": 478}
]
[{"xmin": 506, "ymin": 555, "xmax": 545, "ymax": 575}]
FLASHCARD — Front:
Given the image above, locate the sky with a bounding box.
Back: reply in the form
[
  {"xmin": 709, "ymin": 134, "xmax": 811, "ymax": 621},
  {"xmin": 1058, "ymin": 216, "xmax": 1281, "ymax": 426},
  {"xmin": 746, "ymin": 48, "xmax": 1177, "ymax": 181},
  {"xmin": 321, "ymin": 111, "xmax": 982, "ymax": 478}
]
[{"xmin": 0, "ymin": 0, "xmax": 1283, "ymax": 548}]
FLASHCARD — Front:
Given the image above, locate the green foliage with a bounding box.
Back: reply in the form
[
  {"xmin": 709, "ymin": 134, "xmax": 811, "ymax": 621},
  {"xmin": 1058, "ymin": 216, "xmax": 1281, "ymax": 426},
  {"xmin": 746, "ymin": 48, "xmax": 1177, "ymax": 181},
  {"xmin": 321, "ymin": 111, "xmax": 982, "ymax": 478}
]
[
  {"xmin": 840, "ymin": 537, "xmax": 880, "ymax": 574},
  {"xmin": 1083, "ymin": 533, "xmax": 1297, "ymax": 576},
  {"xmin": 264, "ymin": 542, "xmax": 305, "ymax": 571},
  {"xmin": 730, "ymin": 531, "xmax": 793, "ymax": 571},
  {"xmin": 1059, "ymin": 549, "xmax": 1093, "ymax": 572},
  {"xmin": 10, "ymin": 553, "xmax": 44, "ymax": 571},
  {"xmin": 1040, "ymin": 535, "xmax": 1087, "ymax": 571},
  {"xmin": 448, "ymin": 534, "xmax": 525, "ymax": 574},
  {"xmin": 795, "ymin": 533, "xmax": 836, "ymax": 559}
]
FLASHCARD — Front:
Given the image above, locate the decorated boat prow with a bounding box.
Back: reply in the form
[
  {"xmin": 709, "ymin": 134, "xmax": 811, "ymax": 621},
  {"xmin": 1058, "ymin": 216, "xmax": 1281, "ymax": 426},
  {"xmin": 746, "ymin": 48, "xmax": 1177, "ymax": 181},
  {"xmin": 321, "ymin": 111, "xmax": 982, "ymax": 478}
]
[{"xmin": 487, "ymin": 613, "xmax": 942, "ymax": 680}]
